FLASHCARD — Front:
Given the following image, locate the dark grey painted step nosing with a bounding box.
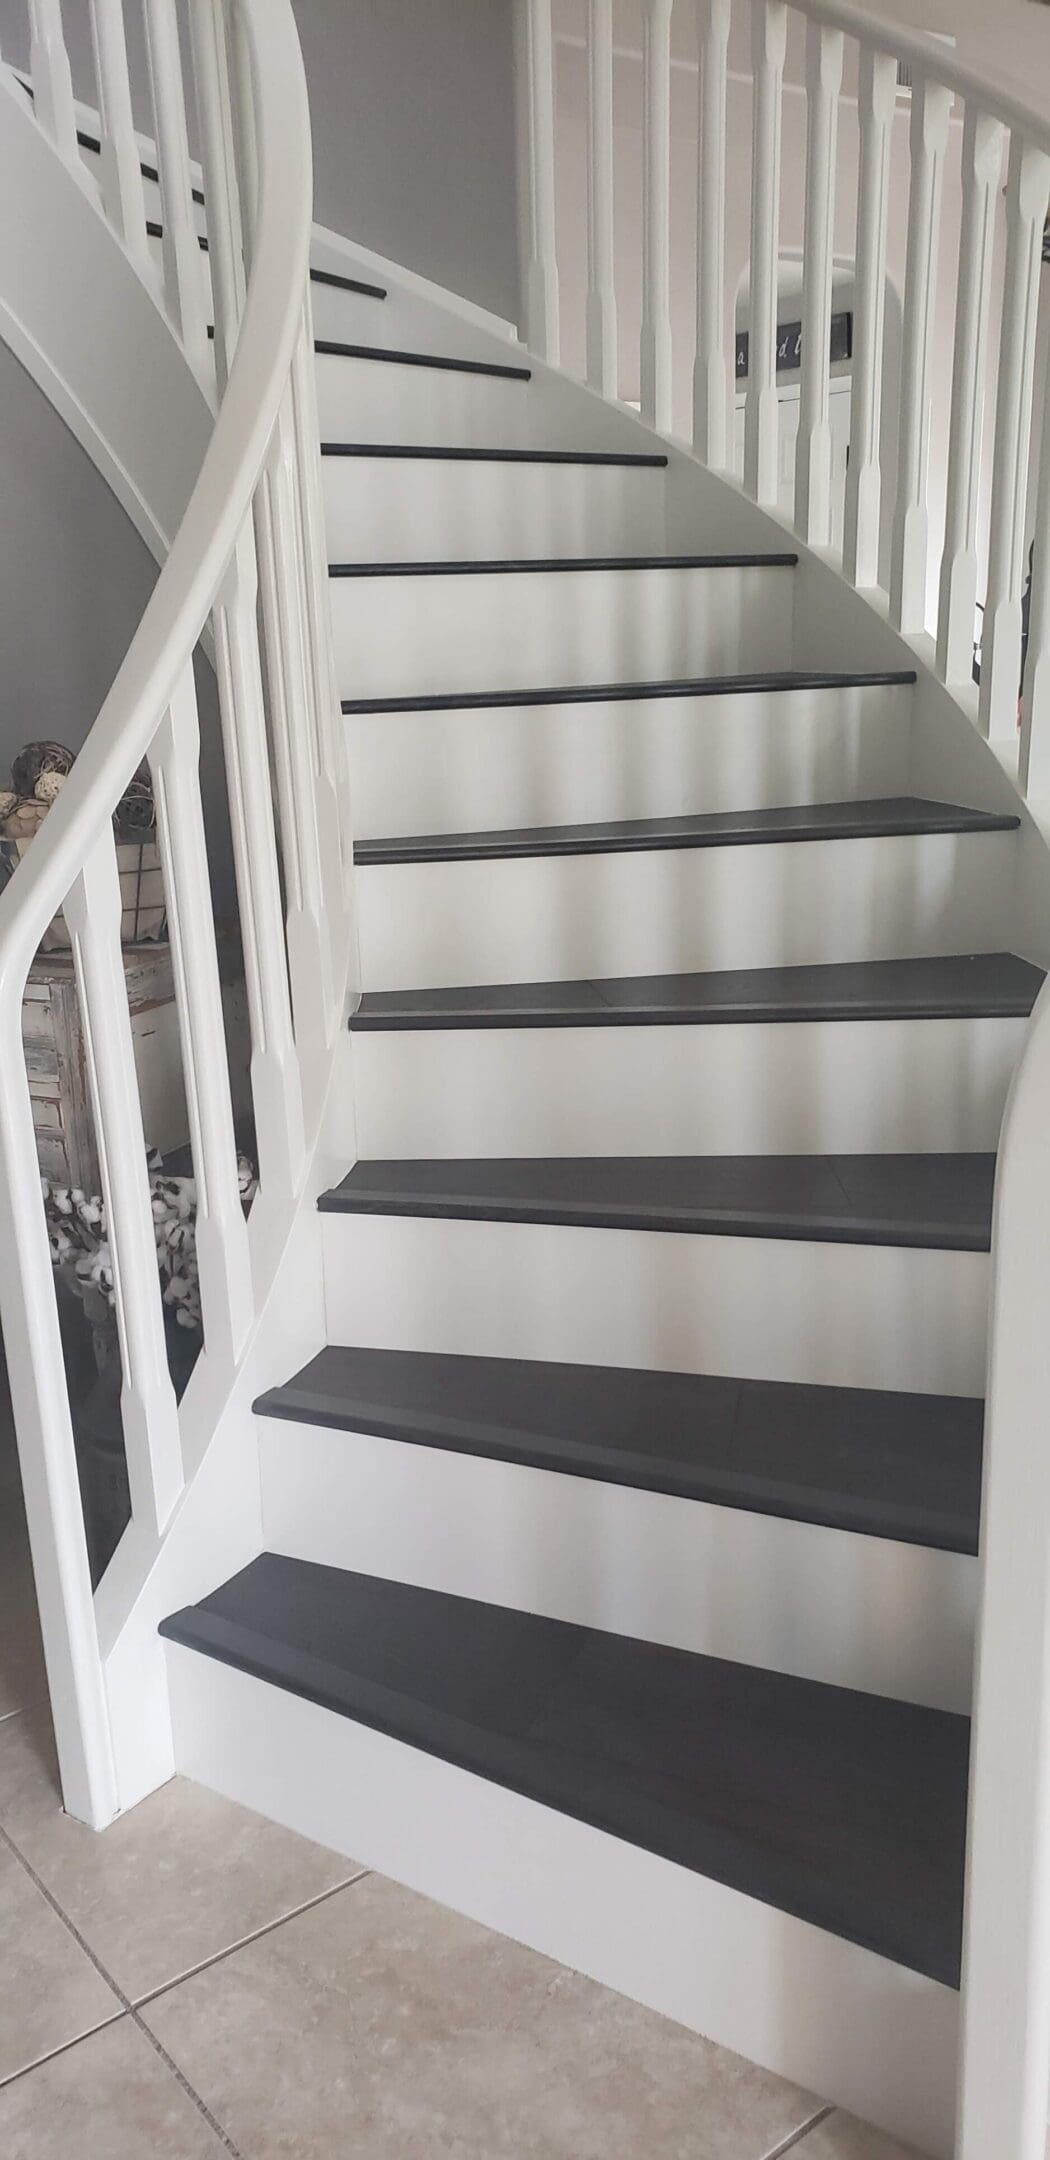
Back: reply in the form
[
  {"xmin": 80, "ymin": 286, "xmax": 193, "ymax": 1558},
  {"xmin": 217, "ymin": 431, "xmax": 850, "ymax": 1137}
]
[
  {"xmin": 147, "ymin": 218, "xmax": 208, "ymax": 249},
  {"xmin": 310, "ymin": 267, "xmax": 387, "ymax": 298},
  {"xmin": 75, "ymin": 125, "xmax": 206, "ymax": 204},
  {"xmin": 352, "ymin": 798, "xmax": 1020, "ymax": 868},
  {"xmin": 319, "ymin": 1152, "xmax": 997, "ymax": 1254},
  {"xmin": 331, "ymin": 551, "xmax": 798, "ymax": 580},
  {"xmin": 341, "ymin": 668, "xmax": 917, "ymax": 716},
  {"xmin": 159, "ymin": 1555, "xmax": 969, "ymax": 1986},
  {"xmin": 254, "ymin": 1348, "xmax": 984, "ymax": 1555},
  {"xmin": 321, "ymin": 443, "xmax": 668, "ymax": 467},
  {"xmin": 351, "ymin": 953, "xmax": 1044, "ymax": 1032},
  {"xmin": 314, "ymin": 340, "xmax": 531, "ymax": 380}
]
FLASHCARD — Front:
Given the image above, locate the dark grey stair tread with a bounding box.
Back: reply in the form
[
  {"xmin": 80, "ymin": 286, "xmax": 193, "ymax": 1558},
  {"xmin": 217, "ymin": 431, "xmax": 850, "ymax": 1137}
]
[
  {"xmin": 160, "ymin": 1555, "xmax": 969, "ymax": 1985},
  {"xmin": 310, "ymin": 267, "xmax": 387, "ymax": 298},
  {"xmin": 332, "ymin": 551, "xmax": 798, "ymax": 581},
  {"xmin": 353, "ymin": 952, "xmax": 1043, "ymax": 1031},
  {"xmin": 146, "ymin": 219, "xmax": 208, "ymax": 248},
  {"xmin": 255, "ymin": 1345, "xmax": 984, "ymax": 1552},
  {"xmin": 341, "ymin": 667, "xmax": 916, "ymax": 715},
  {"xmin": 321, "ymin": 443, "xmax": 668, "ymax": 466},
  {"xmin": 353, "ymin": 796, "xmax": 1020, "ymax": 867},
  {"xmin": 74, "ymin": 124, "xmax": 206, "ymax": 204},
  {"xmin": 319, "ymin": 1152, "xmax": 996, "ymax": 1250},
  {"xmin": 314, "ymin": 340, "xmax": 531, "ymax": 380}
]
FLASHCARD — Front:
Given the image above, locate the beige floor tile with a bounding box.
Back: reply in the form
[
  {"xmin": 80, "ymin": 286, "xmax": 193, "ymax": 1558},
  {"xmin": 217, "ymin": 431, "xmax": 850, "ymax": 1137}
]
[
  {"xmin": 0, "ymin": 1706, "xmax": 362, "ymax": 2002},
  {"xmin": 143, "ymin": 1870, "xmax": 820, "ymax": 2159},
  {"xmin": 0, "ymin": 1835, "xmax": 119, "ymax": 2083},
  {"xmin": 792, "ymin": 2110, "xmax": 928, "ymax": 2157},
  {"xmin": 0, "ymin": 2015, "xmax": 230, "ymax": 2158}
]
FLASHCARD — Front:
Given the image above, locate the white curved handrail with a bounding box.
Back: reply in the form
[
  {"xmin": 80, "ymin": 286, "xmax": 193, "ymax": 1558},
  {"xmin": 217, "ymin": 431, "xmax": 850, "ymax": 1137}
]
[
  {"xmin": 0, "ymin": 10, "xmax": 308, "ymax": 987},
  {"xmin": 0, "ymin": 0, "xmax": 350, "ymax": 1840},
  {"xmin": 517, "ymin": 3, "xmax": 1050, "ymax": 2154}
]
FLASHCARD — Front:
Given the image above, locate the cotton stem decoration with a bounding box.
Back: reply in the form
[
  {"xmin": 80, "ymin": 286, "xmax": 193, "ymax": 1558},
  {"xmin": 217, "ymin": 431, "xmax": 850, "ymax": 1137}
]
[{"xmin": 43, "ymin": 1150, "xmax": 258, "ymax": 1332}]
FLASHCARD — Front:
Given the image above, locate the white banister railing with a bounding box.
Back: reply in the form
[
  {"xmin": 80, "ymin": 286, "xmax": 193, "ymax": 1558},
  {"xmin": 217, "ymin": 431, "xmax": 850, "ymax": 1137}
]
[
  {"xmin": 516, "ymin": 2, "xmax": 1050, "ymax": 2152},
  {"xmin": 0, "ymin": 0, "xmax": 349, "ymax": 1832}
]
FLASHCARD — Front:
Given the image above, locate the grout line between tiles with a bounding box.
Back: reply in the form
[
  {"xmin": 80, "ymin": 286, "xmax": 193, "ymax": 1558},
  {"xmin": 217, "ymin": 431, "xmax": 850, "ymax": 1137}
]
[
  {"xmin": 133, "ymin": 1866, "xmax": 373, "ymax": 2007},
  {"xmin": 759, "ymin": 2105, "xmax": 836, "ymax": 2158},
  {"xmin": 0, "ymin": 2007, "xmax": 125, "ymax": 2095},
  {"xmin": 0, "ymin": 1820, "xmax": 242, "ymax": 2155}
]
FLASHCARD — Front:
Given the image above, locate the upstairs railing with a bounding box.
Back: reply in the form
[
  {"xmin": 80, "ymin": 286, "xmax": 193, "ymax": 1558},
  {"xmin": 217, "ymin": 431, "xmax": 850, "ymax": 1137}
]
[
  {"xmin": 519, "ymin": 4, "xmax": 1050, "ymax": 2156},
  {"xmin": 0, "ymin": 0, "xmax": 350, "ymax": 1837}
]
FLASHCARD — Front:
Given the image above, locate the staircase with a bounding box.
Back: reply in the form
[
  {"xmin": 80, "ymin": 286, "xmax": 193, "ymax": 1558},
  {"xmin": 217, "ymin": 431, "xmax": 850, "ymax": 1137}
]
[
  {"xmin": 5, "ymin": 4, "xmax": 1050, "ymax": 2157},
  {"xmin": 144, "ymin": 266, "xmax": 1030, "ymax": 2160}
]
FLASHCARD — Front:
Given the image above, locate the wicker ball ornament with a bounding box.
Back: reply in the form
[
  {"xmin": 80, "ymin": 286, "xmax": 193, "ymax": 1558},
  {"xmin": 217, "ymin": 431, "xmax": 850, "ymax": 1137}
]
[{"xmin": 11, "ymin": 741, "xmax": 74, "ymax": 798}]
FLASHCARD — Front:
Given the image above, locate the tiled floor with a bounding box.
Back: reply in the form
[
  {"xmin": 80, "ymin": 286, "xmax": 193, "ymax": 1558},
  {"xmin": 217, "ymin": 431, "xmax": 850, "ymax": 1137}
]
[{"xmin": 0, "ymin": 1388, "xmax": 924, "ymax": 2159}]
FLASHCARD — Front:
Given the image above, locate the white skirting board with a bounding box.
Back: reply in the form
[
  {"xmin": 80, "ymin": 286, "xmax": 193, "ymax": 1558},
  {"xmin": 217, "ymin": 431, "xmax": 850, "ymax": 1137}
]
[
  {"xmin": 350, "ymin": 1014, "xmax": 1025, "ymax": 1158},
  {"xmin": 354, "ymin": 829, "xmax": 1018, "ymax": 993},
  {"xmin": 258, "ymin": 1416, "xmax": 977, "ymax": 1713},
  {"xmin": 343, "ymin": 679, "xmax": 914, "ymax": 841},
  {"xmin": 164, "ymin": 1643, "xmax": 960, "ymax": 2160},
  {"xmin": 320, "ymin": 1214, "xmax": 988, "ymax": 1398}
]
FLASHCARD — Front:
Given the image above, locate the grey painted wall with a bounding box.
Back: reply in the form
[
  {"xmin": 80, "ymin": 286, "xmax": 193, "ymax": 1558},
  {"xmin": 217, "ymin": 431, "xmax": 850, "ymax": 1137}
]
[
  {"xmin": 0, "ymin": 1, "xmax": 521, "ymax": 319},
  {"xmin": 0, "ymin": 344, "xmax": 233, "ymax": 909}
]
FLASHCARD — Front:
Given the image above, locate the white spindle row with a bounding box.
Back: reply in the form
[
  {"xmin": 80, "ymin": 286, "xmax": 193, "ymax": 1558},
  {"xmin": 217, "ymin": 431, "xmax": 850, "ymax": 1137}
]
[{"xmin": 2, "ymin": 0, "xmax": 349, "ymax": 1832}]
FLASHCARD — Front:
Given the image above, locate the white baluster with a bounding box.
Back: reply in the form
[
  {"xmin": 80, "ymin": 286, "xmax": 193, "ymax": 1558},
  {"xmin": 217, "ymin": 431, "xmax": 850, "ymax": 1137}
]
[
  {"xmin": 89, "ymin": 0, "xmax": 150, "ymax": 268},
  {"xmin": 889, "ymin": 74, "xmax": 953, "ymax": 633},
  {"xmin": 936, "ymin": 108, "xmax": 1005, "ymax": 684},
  {"xmin": 745, "ymin": 0, "xmax": 787, "ymax": 505},
  {"xmin": 693, "ymin": 0, "xmax": 731, "ymax": 468},
  {"xmin": 640, "ymin": 0, "xmax": 673, "ymax": 430},
  {"xmin": 63, "ymin": 832, "xmax": 184, "ymax": 1537},
  {"xmin": 795, "ymin": 20, "xmax": 843, "ymax": 545},
  {"xmin": 0, "ymin": 979, "xmax": 117, "ymax": 1825},
  {"xmin": 521, "ymin": 0, "xmax": 559, "ymax": 364},
  {"xmin": 143, "ymin": 0, "xmax": 209, "ymax": 376},
  {"xmin": 149, "ymin": 669, "xmax": 254, "ymax": 1366},
  {"xmin": 212, "ymin": 522, "xmax": 307, "ymax": 1212},
  {"xmin": 978, "ymin": 134, "xmax": 1050, "ymax": 744},
  {"xmin": 585, "ymin": 0, "xmax": 617, "ymax": 398},
  {"xmin": 842, "ymin": 47, "xmax": 896, "ymax": 589},
  {"xmin": 1020, "ymin": 367, "xmax": 1050, "ymax": 797},
  {"xmin": 28, "ymin": 0, "xmax": 77, "ymax": 164},
  {"xmin": 290, "ymin": 301, "xmax": 353, "ymax": 935},
  {"xmin": 255, "ymin": 390, "xmax": 337, "ymax": 1092},
  {"xmin": 189, "ymin": 0, "xmax": 245, "ymax": 391}
]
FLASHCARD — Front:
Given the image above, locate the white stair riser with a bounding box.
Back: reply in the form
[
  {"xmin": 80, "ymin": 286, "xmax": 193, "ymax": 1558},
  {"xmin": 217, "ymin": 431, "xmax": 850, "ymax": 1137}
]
[
  {"xmin": 322, "ymin": 455, "xmax": 667, "ymax": 562},
  {"xmin": 345, "ymin": 682, "xmax": 914, "ymax": 840},
  {"xmin": 331, "ymin": 564, "xmax": 795, "ymax": 700},
  {"xmin": 315, "ymin": 352, "xmax": 644, "ymax": 451},
  {"xmin": 320, "ymin": 1214, "xmax": 987, "ymax": 1396},
  {"xmin": 166, "ymin": 1647, "xmax": 959, "ymax": 2160},
  {"xmin": 258, "ymin": 1418, "xmax": 976, "ymax": 1713},
  {"xmin": 355, "ymin": 830, "xmax": 1017, "ymax": 991},
  {"xmin": 351, "ymin": 1015, "xmax": 1024, "ymax": 1156}
]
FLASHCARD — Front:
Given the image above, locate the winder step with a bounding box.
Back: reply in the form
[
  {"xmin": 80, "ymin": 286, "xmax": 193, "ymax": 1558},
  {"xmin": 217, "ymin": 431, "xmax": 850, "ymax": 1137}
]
[
  {"xmin": 254, "ymin": 1344, "xmax": 984, "ymax": 1552},
  {"xmin": 318, "ymin": 1153, "xmax": 997, "ymax": 1250},
  {"xmin": 341, "ymin": 664, "xmax": 916, "ymax": 715},
  {"xmin": 159, "ymin": 1555, "xmax": 969, "ymax": 1985},
  {"xmin": 314, "ymin": 340, "xmax": 531, "ymax": 379},
  {"xmin": 351, "ymin": 951, "xmax": 1043, "ymax": 1029},
  {"xmin": 353, "ymin": 795, "xmax": 1018, "ymax": 867}
]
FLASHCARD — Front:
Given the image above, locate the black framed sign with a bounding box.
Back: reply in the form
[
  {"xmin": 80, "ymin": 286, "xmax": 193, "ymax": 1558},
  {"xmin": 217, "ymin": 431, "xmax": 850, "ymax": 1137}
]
[{"xmin": 735, "ymin": 310, "xmax": 853, "ymax": 381}]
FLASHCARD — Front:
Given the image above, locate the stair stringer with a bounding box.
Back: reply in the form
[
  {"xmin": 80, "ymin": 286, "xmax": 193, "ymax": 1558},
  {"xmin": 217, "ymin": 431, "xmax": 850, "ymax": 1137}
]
[{"xmin": 96, "ymin": 1017, "xmax": 359, "ymax": 1816}]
